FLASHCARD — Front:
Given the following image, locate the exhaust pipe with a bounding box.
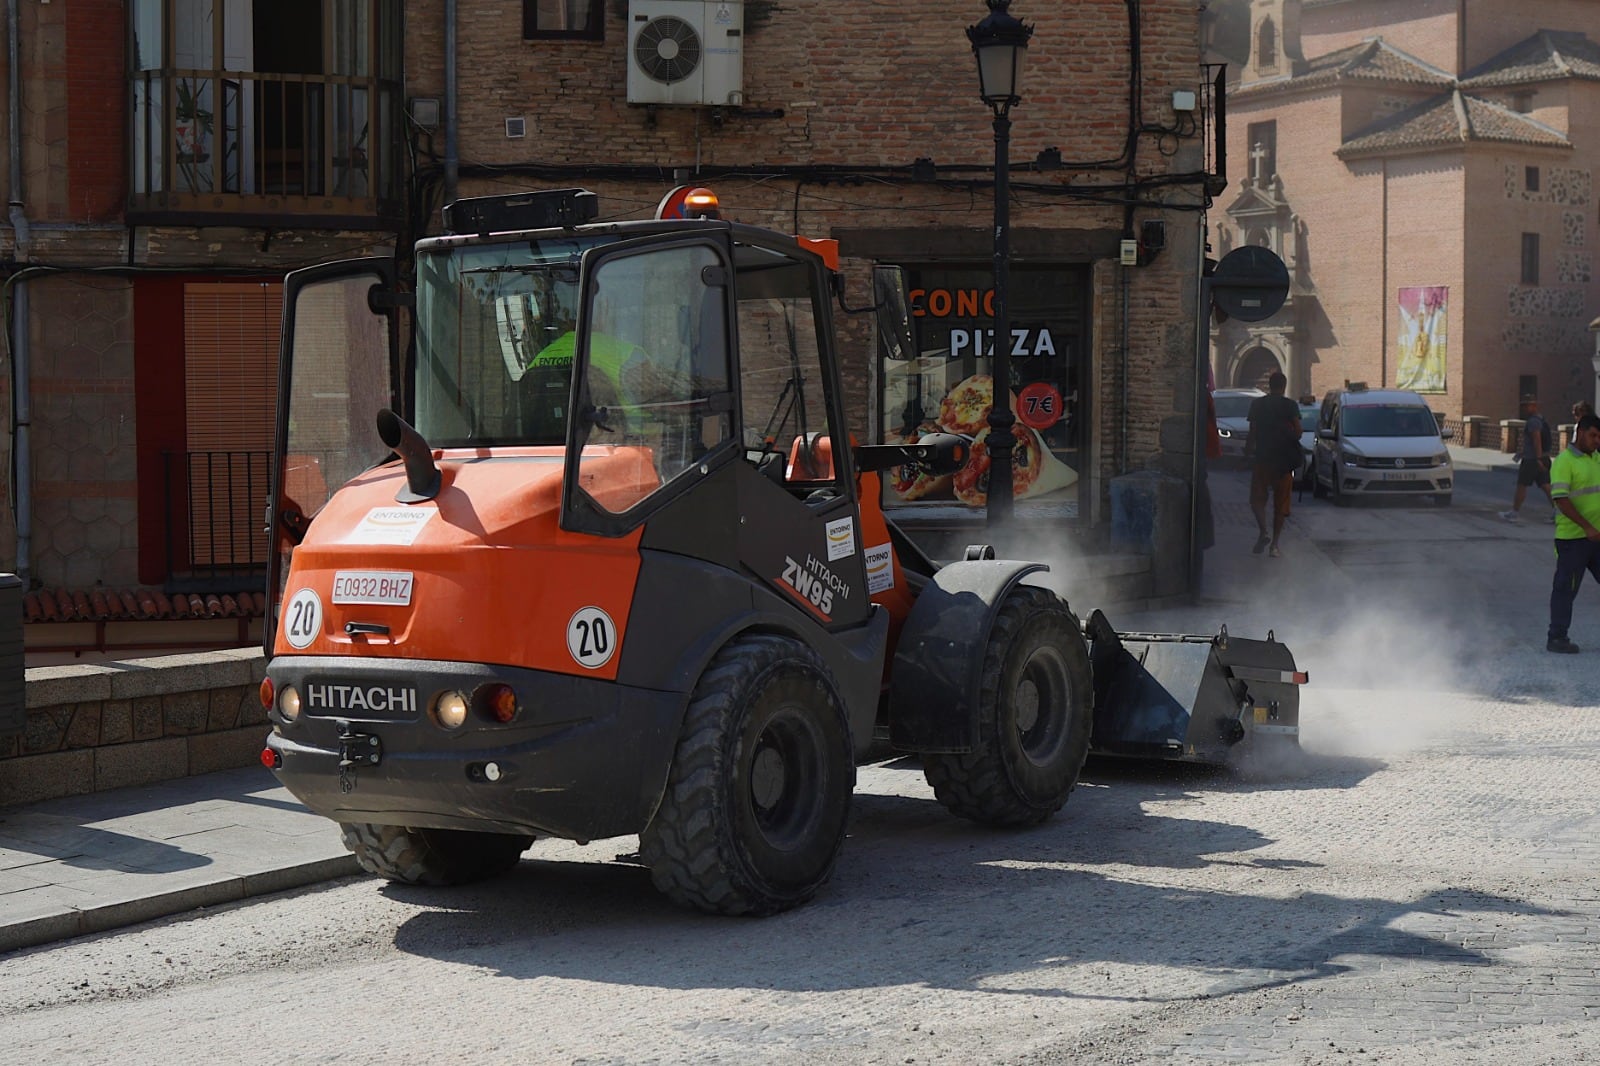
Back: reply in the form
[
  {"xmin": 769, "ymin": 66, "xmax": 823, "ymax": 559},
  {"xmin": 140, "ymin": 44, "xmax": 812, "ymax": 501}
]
[{"xmin": 376, "ymin": 409, "xmax": 441, "ymax": 503}]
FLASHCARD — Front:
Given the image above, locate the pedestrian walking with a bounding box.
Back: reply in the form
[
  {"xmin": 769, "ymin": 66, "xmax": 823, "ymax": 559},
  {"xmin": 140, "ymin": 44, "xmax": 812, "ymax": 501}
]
[
  {"xmin": 1546, "ymin": 413, "xmax": 1600, "ymax": 653},
  {"xmin": 1245, "ymin": 371, "xmax": 1303, "ymax": 559},
  {"xmin": 1501, "ymin": 394, "xmax": 1554, "ymax": 524}
]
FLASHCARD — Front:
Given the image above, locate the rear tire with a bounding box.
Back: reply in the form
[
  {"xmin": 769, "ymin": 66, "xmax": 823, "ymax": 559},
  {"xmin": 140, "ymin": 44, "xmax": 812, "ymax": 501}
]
[
  {"xmin": 339, "ymin": 823, "xmax": 533, "ymax": 886},
  {"xmin": 641, "ymin": 633, "xmax": 854, "ymax": 916},
  {"xmin": 922, "ymin": 586, "xmax": 1093, "ymax": 826}
]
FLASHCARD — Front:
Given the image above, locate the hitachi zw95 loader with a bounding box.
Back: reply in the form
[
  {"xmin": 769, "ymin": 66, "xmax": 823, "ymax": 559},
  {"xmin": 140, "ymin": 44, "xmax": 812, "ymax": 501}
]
[{"xmin": 260, "ymin": 187, "xmax": 1304, "ymax": 915}]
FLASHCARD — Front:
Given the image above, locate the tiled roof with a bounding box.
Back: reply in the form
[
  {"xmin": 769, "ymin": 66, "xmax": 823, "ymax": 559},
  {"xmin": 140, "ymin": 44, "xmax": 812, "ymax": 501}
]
[
  {"xmin": 1460, "ymin": 29, "xmax": 1600, "ymax": 89},
  {"xmin": 24, "ymin": 587, "xmax": 267, "ymax": 624},
  {"xmin": 1337, "ymin": 90, "xmax": 1570, "ymax": 157},
  {"xmin": 1234, "ymin": 38, "xmax": 1454, "ymax": 98}
]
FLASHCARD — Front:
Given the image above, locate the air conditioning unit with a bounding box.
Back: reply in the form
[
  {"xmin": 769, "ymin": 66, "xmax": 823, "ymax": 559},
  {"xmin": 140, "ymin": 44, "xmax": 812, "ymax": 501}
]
[{"xmin": 627, "ymin": 0, "xmax": 744, "ymax": 108}]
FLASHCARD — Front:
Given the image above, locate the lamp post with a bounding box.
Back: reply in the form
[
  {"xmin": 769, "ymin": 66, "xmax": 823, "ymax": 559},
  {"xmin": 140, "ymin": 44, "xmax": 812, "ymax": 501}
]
[{"xmin": 968, "ymin": 0, "xmax": 1032, "ymax": 528}]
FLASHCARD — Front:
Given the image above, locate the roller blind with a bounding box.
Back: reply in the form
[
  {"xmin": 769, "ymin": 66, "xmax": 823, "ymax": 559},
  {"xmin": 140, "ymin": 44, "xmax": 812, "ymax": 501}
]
[{"xmin": 182, "ymin": 281, "xmax": 283, "ymax": 569}]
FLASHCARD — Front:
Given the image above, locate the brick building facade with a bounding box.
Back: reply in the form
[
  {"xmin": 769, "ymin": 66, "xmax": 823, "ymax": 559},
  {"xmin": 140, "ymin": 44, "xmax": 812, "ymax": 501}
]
[
  {"xmin": 404, "ymin": 0, "xmax": 1218, "ymax": 563},
  {"xmin": 1211, "ymin": 0, "xmax": 1600, "ymax": 420},
  {"xmin": 3, "ymin": 0, "xmax": 1218, "ymax": 658}
]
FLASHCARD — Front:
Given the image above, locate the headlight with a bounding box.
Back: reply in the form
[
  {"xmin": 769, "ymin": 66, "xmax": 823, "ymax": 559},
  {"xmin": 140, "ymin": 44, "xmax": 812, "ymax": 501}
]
[
  {"xmin": 278, "ymin": 684, "xmax": 302, "ymax": 722},
  {"xmin": 1433, "ymin": 453, "xmax": 1449, "ymax": 466},
  {"xmin": 1341, "ymin": 451, "xmax": 1360, "ymax": 467},
  {"xmin": 432, "ymin": 690, "xmax": 469, "ymax": 730}
]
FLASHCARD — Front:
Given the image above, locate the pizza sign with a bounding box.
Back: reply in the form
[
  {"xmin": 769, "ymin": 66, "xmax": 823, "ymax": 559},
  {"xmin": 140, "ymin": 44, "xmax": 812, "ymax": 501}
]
[{"xmin": 947, "ymin": 327, "xmax": 1058, "ymax": 359}]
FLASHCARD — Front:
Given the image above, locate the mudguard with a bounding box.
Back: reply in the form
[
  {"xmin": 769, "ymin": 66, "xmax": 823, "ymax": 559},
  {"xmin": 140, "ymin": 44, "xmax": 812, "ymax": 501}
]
[{"xmin": 886, "ymin": 559, "xmax": 1047, "ymax": 753}]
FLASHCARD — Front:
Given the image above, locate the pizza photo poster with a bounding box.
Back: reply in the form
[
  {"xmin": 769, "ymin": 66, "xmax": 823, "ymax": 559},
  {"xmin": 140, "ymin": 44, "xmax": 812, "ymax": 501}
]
[{"xmin": 880, "ymin": 266, "xmax": 1085, "ymax": 509}]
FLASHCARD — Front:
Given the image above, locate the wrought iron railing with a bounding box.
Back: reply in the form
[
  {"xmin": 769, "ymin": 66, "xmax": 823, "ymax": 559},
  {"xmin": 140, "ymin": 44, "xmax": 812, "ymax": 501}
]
[
  {"xmin": 131, "ymin": 69, "xmax": 400, "ymax": 212},
  {"xmin": 164, "ymin": 450, "xmax": 272, "ymax": 584}
]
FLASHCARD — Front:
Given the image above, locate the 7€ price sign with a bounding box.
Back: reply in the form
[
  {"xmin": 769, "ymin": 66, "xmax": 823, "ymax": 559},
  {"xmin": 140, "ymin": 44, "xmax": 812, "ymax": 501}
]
[{"xmin": 1016, "ymin": 381, "xmax": 1064, "ymax": 431}]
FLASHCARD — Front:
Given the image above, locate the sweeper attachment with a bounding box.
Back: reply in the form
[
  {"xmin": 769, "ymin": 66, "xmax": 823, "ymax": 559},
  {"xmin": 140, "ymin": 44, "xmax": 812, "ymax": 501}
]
[{"xmin": 1084, "ymin": 610, "xmax": 1306, "ymax": 764}]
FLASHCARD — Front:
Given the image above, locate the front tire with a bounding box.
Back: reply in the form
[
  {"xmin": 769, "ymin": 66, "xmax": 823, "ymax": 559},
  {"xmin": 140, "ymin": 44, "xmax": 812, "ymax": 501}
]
[
  {"xmin": 641, "ymin": 633, "xmax": 854, "ymax": 916},
  {"xmin": 339, "ymin": 823, "xmax": 533, "ymax": 886},
  {"xmin": 922, "ymin": 586, "xmax": 1093, "ymax": 826}
]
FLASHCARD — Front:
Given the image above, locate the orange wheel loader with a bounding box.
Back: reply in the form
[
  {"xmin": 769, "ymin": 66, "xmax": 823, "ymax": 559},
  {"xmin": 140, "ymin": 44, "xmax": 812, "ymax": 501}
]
[{"xmin": 260, "ymin": 188, "xmax": 1300, "ymax": 916}]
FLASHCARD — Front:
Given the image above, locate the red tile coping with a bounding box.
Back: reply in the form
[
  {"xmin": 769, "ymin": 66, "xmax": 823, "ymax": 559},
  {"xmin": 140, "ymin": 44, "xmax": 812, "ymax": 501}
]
[{"xmin": 25, "ymin": 587, "xmax": 267, "ymax": 624}]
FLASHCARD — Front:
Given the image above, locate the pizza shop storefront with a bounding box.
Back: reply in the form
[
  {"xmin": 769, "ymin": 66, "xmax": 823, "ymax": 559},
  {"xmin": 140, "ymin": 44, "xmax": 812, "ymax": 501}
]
[{"xmin": 878, "ymin": 262, "xmax": 1090, "ymax": 541}]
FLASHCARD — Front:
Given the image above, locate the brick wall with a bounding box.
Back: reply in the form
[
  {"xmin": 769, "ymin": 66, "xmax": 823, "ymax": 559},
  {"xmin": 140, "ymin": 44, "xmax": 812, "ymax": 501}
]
[
  {"xmin": 28, "ymin": 277, "xmax": 139, "ymax": 589},
  {"xmin": 407, "ymin": 0, "xmax": 1210, "ymax": 502},
  {"xmin": 65, "ymin": 0, "xmax": 127, "ymax": 221}
]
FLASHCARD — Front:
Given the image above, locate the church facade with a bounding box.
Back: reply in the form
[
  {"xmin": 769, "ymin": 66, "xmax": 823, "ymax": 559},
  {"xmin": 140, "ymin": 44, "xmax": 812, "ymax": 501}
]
[{"xmin": 1211, "ymin": 0, "xmax": 1600, "ymax": 419}]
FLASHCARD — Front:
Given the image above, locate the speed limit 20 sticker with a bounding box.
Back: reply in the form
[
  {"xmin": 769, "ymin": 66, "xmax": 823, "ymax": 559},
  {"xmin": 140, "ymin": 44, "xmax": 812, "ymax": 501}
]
[
  {"xmin": 283, "ymin": 588, "xmax": 323, "ymax": 649},
  {"xmin": 566, "ymin": 607, "xmax": 618, "ymax": 669}
]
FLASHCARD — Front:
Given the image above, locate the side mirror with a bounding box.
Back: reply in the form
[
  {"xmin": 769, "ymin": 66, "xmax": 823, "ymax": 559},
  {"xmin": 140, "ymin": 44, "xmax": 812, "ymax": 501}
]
[
  {"xmin": 1440, "ymin": 426, "xmax": 1455, "ymax": 440},
  {"xmin": 1317, "ymin": 427, "xmax": 1335, "ymax": 440},
  {"xmin": 872, "ymin": 265, "xmax": 916, "ymax": 363}
]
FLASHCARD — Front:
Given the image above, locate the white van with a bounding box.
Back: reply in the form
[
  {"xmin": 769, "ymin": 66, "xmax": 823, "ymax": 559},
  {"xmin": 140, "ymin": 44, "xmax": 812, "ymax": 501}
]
[{"xmin": 1310, "ymin": 385, "xmax": 1453, "ymax": 506}]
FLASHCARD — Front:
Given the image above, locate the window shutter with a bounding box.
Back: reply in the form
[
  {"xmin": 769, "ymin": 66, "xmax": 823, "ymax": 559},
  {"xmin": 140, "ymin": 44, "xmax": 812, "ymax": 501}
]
[{"xmin": 181, "ymin": 282, "xmax": 283, "ymax": 571}]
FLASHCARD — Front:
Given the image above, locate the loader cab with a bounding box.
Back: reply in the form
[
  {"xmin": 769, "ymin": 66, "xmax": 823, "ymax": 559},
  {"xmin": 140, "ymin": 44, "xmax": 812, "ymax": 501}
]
[{"xmin": 267, "ymin": 191, "xmax": 873, "ymax": 645}]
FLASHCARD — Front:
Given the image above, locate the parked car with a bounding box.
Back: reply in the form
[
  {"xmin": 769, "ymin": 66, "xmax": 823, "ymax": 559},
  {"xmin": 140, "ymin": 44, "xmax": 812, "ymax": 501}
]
[
  {"xmin": 1213, "ymin": 387, "xmax": 1265, "ymax": 462},
  {"xmin": 1311, "ymin": 385, "xmax": 1453, "ymax": 505},
  {"xmin": 1295, "ymin": 402, "xmax": 1319, "ymax": 486}
]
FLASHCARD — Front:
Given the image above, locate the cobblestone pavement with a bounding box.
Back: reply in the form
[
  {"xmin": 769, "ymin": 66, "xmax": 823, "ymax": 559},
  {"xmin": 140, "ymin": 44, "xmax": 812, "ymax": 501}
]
[
  {"xmin": 1036, "ymin": 468, "xmax": 1600, "ymax": 1065},
  {"xmin": 0, "ymin": 464, "xmax": 1596, "ymax": 1065}
]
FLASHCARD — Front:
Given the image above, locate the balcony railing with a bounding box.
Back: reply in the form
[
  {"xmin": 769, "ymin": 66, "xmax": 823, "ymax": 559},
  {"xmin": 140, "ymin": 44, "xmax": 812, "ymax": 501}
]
[
  {"xmin": 164, "ymin": 450, "xmax": 271, "ymax": 589},
  {"xmin": 131, "ymin": 69, "xmax": 401, "ymax": 223}
]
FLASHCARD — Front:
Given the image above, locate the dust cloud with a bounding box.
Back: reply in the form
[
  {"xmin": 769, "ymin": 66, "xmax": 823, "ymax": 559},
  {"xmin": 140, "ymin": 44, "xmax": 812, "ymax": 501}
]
[{"xmin": 988, "ymin": 525, "xmax": 1486, "ymax": 767}]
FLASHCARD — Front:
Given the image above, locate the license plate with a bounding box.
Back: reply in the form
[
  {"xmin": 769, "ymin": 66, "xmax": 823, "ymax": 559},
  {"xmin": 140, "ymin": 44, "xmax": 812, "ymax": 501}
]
[
  {"xmin": 1380, "ymin": 471, "xmax": 1417, "ymax": 481},
  {"xmin": 332, "ymin": 570, "xmax": 414, "ymax": 606}
]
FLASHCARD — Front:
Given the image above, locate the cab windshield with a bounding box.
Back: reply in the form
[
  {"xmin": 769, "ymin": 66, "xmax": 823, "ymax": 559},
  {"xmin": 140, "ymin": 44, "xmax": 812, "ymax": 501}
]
[
  {"xmin": 414, "ymin": 238, "xmax": 605, "ymax": 447},
  {"xmin": 1341, "ymin": 404, "xmax": 1439, "ymax": 437}
]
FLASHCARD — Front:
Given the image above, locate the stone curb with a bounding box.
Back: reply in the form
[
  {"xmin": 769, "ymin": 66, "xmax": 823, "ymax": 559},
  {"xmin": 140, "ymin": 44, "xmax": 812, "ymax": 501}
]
[{"xmin": 0, "ymin": 854, "xmax": 363, "ymax": 956}]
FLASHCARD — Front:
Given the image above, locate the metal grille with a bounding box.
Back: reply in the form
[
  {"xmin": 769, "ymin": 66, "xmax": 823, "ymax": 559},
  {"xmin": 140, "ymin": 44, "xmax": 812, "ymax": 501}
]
[{"xmin": 165, "ymin": 450, "xmax": 271, "ymax": 583}]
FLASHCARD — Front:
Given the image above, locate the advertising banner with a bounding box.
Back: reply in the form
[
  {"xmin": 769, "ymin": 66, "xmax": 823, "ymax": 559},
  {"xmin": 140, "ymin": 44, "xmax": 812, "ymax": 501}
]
[
  {"xmin": 881, "ymin": 269, "xmax": 1084, "ymax": 511},
  {"xmin": 1396, "ymin": 286, "xmax": 1447, "ymax": 393}
]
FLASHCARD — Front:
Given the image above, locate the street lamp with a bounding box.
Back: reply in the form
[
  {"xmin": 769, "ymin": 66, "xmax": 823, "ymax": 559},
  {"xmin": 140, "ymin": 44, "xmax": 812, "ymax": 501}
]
[{"xmin": 968, "ymin": 0, "xmax": 1032, "ymax": 527}]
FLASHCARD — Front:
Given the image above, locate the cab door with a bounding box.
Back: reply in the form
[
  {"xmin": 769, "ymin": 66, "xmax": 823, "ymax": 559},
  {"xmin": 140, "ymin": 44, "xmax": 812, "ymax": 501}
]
[
  {"xmin": 726, "ymin": 236, "xmax": 872, "ymax": 631},
  {"xmin": 559, "ymin": 232, "xmax": 742, "ymax": 537},
  {"xmin": 265, "ymin": 259, "xmax": 401, "ymax": 650}
]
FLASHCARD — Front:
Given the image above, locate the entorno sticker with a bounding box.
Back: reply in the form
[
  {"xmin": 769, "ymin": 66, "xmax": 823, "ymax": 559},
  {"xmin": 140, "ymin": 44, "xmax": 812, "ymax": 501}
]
[
  {"xmin": 566, "ymin": 607, "xmax": 617, "ymax": 669},
  {"xmin": 825, "ymin": 516, "xmax": 856, "ymax": 561},
  {"xmin": 344, "ymin": 507, "xmax": 436, "ymax": 546},
  {"xmin": 283, "ymin": 588, "xmax": 323, "ymax": 649},
  {"xmin": 864, "ymin": 542, "xmax": 895, "ymax": 594}
]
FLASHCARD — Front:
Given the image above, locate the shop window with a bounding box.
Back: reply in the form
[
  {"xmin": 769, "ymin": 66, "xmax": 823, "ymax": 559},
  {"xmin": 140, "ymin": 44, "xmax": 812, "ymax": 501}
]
[
  {"xmin": 524, "ymin": 0, "xmax": 604, "ymax": 40},
  {"xmin": 880, "ymin": 265, "xmax": 1086, "ymax": 517}
]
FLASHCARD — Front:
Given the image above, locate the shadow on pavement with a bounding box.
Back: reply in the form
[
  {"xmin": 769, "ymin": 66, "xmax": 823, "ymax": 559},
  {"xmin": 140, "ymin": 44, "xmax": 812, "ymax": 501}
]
[{"xmin": 382, "ymin": 780, "xmax": 1554, "ymax": 1003}]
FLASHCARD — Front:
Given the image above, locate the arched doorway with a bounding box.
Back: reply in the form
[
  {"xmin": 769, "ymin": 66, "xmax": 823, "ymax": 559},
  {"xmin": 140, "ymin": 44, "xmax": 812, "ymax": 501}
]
[{"xmin": 1234, "ymin": 346, "xmax": 1282, "ymax": 390}]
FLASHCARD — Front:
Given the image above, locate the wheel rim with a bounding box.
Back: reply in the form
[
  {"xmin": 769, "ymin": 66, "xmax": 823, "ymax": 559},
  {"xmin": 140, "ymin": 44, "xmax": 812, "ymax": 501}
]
[
  {"xmin": 1011, "ymin": 644, "xmax": 1072, "ymax": 767},
  {"xmin": 746, "ymin": 705, "xmax": 826, "ymax": 849}
]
